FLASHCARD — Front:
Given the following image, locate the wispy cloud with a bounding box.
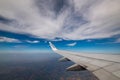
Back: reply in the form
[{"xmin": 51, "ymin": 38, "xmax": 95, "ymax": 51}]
[
  {"xmin": 52, "ymin": 38, "xmax": 63, "ymax": 41},
  {"xmin": 26, "ymin": 40, "xmax": 40, "ymax": 43},
  {"xmin": 14, "ymin": 45, "xmax": 28, "ymax": 48},
  {"xmin": 0, "ymin": 36, "xmax": 21, "ymax": 43},
  {"xmin": 67, "ymin": 42, "xmax": 77, "ymax": 46},
  {"xmin": 0, "ymin": 0, "xmax": 120, "ymax": 40},
  {"xmin": 87, "ymin": 39, "xmax": 92, "ymax": 42},
  {"xmin": 115, "ymin": 38, "xmax": 120, "ymax": 43}
]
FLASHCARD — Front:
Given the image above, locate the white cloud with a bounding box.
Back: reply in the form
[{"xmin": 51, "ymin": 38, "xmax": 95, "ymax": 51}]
[
  {"xmin": 87, "ymin": 39, "xmax": 92, "ymax": 42},
  {"xmin": 67, "ymin": 42, "xmax": 77, "ymax": 46},
  {"xmin": 14, "ymin": 45, "xmax": 27, "ymax": 48},
  {"xmin": 0, "ymin": 36, "xmax": 21, "ymax": 43},
  {"xmin": 62, "ymin": 0, "xmax": 120, "ymax": 40},
  {"xmin": 26, "ymin": 40, "xmax": 40, "ymax": 43},
  {"xmin": 52, "ymin": 38, "xmax": 63, "ymax": 41},
  {"xmin": 115, "ymin": 38, "xmax": 120, "ymax": 43},
  {"xmin": 0, "ymin": 0, "xmax": 120, "ymax": 40}
]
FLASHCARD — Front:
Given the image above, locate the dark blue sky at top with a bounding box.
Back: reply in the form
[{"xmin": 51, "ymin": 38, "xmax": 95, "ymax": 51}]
[{"xmin": 0, "ymin": 0, "xmax": 120, "ymax": 54}]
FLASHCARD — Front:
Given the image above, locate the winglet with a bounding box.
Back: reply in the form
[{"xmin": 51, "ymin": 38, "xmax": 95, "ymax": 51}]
[{"xmin": 49, "ymin": 42, "xmax": 57, "ymax": 51}]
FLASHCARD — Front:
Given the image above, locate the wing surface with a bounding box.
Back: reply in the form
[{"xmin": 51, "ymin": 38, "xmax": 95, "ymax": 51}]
[{"xmin": 49, "ymin": 42, "xmax": 120, "ymax": 80}]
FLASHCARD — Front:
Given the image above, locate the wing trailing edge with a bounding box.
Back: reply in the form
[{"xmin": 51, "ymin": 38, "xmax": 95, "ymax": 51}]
[
  {"xmin": 59, "ymin": 57, "xmax": 70, "ymax": 62},
  {"xmin": 66, "ymin": 64, "xmax": 86, "ymax": 71}
]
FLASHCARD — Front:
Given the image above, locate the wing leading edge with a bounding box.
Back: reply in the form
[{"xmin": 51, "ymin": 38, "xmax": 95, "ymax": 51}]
[{"xmin": 49, "ymin": 42, "xmax": 120, "ymax": 80}]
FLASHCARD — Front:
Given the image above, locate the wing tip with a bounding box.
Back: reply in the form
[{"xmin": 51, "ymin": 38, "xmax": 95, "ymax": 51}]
[{"xmin": 49, "ymin": 42, "xmax": 57, "ymax": 51}]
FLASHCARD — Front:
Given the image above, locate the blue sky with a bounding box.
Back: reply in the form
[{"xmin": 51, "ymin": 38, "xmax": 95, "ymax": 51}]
[
  {"xmin": 0, "ymin": 0, "xmax": 120, "ymax": 54},
  {"xmin": 0, "ymin": 30, "xmax": 120, "ymax": 54}
]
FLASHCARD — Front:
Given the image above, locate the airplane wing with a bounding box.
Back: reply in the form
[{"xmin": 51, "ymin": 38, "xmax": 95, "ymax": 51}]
[{"xmin": 49, "ymin": 42, "xmax": 120, "ymax": 80}]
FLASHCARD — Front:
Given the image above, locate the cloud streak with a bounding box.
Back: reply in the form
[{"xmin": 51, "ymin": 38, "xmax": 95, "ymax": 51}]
[
  {"xmin": 26, "ymin": 40, "xmax": 40, "ymax": 43},
  {"xmin": 0, "ymin": 0, "xmax": 120, "ymax": 40},
  {"xmin": 67, "ymin": 42, "xmax": 77, "ymax": 46},
  {"xmin": 0, "ymin": 36, "xmax": 21, "ymax": 43},
  {"xmin": 115, "ymin": 38, "xmax": 120, "ymax": 43}
]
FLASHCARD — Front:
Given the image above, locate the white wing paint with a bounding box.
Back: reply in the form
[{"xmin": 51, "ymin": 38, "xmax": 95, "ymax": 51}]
[{"xmin": 49, "ymin": 42, "xmax": 120, "ymax": 80}]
